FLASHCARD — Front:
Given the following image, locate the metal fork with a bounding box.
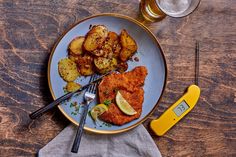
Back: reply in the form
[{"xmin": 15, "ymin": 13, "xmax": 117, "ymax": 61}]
[{"xmin": 71, "ymin": 74, "xmax": 98, "ymax": 153}]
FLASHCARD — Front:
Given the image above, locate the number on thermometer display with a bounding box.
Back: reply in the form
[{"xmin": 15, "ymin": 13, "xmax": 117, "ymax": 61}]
[{"xmin": 173, "ymin": 101, "xmax": 190, "ymax": 117}]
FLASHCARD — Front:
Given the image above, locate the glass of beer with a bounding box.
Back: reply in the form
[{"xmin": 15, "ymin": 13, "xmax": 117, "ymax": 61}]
[{"xmin": 140, "ymin": 0, "xmax": 201, "ymax": 22}]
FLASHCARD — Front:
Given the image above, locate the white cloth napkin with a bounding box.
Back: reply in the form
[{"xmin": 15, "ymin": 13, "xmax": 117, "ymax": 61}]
[{"xmin": 38, "ymin": 124, "xmax": 162, "ymax": 157}]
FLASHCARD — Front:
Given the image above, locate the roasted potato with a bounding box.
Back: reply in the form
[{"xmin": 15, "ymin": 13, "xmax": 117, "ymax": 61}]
[
  {"xmin": 105, "ymin": 32, "xmax": 121, "ymax": 58},
  {"xmin": 58, "ymin": 58, "xmax": 80, "ymax": 82},
  {"xmin": 65, "ymin": 82, "xmax": 81, "ymax": 92},
  {"xmin": 68, "ymin": 36, "xmax": 85, "ymax": 56},
  {"xmin": 96, "ymin": 58, "xmax": 118, "ymax": 74},
  {"xmin": 108, "ymin": 57, "xmax": 118, "ymax": 71},
  {"xmin": 90, "ymin": 32, "xmax": 119, "ymax": 57},
  {"xmin": 120, "ymin": 48, "xmax": 134, "ymax": 62},
  {"xmin": 101, "ymin": 43, "xmax": 113, "ymax": 58},
  {"xmin": 76, "ymin": 55, "xmax": 94, "ymax": 76},
  {"xmin": 68, "ymin": 54, "xmax": 80, "ymax": 62},
  {"xmin": 103, "ymin": 32, "xmax": 119, "ymax": 58},
  {"xmin": 112, "ymin": 41, "xmax": 121, "ymax": 58},
  {"xmin": 83, "ymin": 25, "xmax": 108, "ymax": 52},
  {"xmin": 119, "ymin": 29, "xmax": 138, "ymax": 61},
  {"xmin": 91, "ymin": 49, "xmax": 105, "ymax": 57},
  {"xmin": 107, "ymin": 32, "xmax": 119, "ymax": 44},
  {"xmin": 60, "ymin": 27, "xmax": 135, "ymax": 81},
  {"xmin": 94, "ymin": 57, "xmax": 111, "ymax": 71}
]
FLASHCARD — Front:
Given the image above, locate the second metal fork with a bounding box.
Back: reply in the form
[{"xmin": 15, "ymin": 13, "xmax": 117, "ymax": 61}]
[{"xmin": 71, "ymin": 74, "xmax": 98, "ymax": 153}]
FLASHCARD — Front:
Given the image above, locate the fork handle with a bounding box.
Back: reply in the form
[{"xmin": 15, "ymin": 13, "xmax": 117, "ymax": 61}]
[
  {"xmin": 29, "ymin": 91, "xmax": 75, "ymax": 119},
  {"xmin": 71, "ymin": 102, "xmax": 90, "ymax": 153}
]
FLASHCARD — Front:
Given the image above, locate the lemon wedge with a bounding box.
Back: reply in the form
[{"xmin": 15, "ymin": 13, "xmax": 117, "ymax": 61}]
[
  {"xmin": 90, "ymin": 104, "xmax": 108, "ymax": 121},
  {"xmin": 115, "ymin": 91, "xmax": 137, "ymax": 115}
]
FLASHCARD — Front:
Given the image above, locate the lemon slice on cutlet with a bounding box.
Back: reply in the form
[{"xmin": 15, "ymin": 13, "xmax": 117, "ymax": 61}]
[{"xmin": 115, "ymin": 91, "xmax": 137, "ymax": 115}]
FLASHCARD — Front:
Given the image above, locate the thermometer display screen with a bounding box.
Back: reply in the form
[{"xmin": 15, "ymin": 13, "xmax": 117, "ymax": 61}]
[{"xmin": 173, "ymin": 101, "xmax": 190, "ymax": 117}]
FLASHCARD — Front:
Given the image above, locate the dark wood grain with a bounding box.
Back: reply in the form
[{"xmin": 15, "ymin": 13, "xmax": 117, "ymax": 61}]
[{"xmin": 0, "ymin": 0, "xmax": 235, "ymax": 156}]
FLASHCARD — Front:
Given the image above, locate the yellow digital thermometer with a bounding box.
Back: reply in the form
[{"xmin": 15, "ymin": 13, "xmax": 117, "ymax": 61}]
[{"xmin": 150, "ymin": 85, "xmax": 200, "ymax": 136}]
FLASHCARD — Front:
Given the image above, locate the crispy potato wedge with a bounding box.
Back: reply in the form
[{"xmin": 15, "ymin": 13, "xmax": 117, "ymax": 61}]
[
  {"xmin": 76, "ymin": 55, "xmax": 94, "ymax": 76},
  {"xmin": 119, "ymin": 29, "xmax": 138, "ymax": 61},
  {"xmin": 84, "ymin": 25, "xmax": 108, "ymax": 52},
  {"xmin": 58, "ymin": 58, "xmax": 79, "ymax": 82},
  {"xmin": 120, "ymin": 48, "xmax": 135, "ymax": 62},
  {"xmin": 65, "ymin": 82, "xmax": 81, "ymax": 92},
  {"xmin": 68, "ymin": 36, "xmax": 85, "ymax": 56},
  {"xmin": 120, "ymin": 29, "xmax": 137, "ymax": 50}
]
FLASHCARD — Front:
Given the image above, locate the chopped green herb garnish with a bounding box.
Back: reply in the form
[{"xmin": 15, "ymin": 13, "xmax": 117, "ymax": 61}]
[
  {"xmin": 63, "ymin": 87, "xmax": 68, "ymax": 93},
  {"xmin": 70, "ymin": 102, "xmax": 77, "ymax": 107},
  {"xmin": 103, "ymin": 100, "xmax": 111, "ymax": 106},
  {"xmin": 102, "ymin": 122, "xmax": 112, "ymax": 127},
  {"xmin": 70, "ymin": 103, "xmax": 73, "ymax": 107},
  {"xmin": 71, "ymin": 112, "xmax": 77, "ymax": 115},
  {"xmin": 88, "ymin": 110, "xmax": 92, "ymax": 117}
]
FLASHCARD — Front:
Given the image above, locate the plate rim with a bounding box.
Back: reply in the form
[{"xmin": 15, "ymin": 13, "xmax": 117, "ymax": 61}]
[{"xmin": 47, "ymin": 13, "xmax": 168, "ymax": 134}]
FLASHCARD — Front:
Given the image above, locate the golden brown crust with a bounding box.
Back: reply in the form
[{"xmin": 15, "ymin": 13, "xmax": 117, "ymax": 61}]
[
  {"xmin": 94, "ymin": 57, "xmax": 111, "ymax": 71},
  {"xmin": 107, "ymin": 32, "xmax": 121, "ymax": 58},
  {"xmin": 98, "ymin": 58, "xmax": 118, "ymax": 74},
  {"xmin": 83, "ymin": 25, "xmax": 108, "ymax": 52},
  {"xmin": 68, "ymin": 54, "xmax": 80, "ymax": 62},
  {"xmin": 99, "ymin": 89, "xmax": 144, "ymax": 125},
  {"xmin": 58, "ymin": 58, "xmax": 80, "ymax": 82},
  {"xmin": 119, "ymin": 29, "xmax": 138, "ymax": 61},
  {"xmin": 68, "ymin": 36, "xmax": 85, "ymax": 56},
  {"xmin": 76, "ymin": 55, "xmax": 95, "ymax": 76},
  {"xmin": 94, "ymin": 57, "xmax": 118, "ymax": 74},
  {"xmin": 91, "ymin": 31, "xmax": 120, "ymax": 58},
  {"xmin": 65, "ymin": 82, "xmax": 81, "ymax": 92},
  {"xmin": 113, "ymin": 41, "xmax": 122, "ymax": 58},
  {"xmin": 98, "ymin": 66, "xmax": 148, "ymax": 125}
]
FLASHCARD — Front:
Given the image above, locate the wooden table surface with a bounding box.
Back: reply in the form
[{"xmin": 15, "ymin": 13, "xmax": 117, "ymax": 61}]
[{"xmin": 0, "ymin": 0, "xmax": 235, "ymax": 156}]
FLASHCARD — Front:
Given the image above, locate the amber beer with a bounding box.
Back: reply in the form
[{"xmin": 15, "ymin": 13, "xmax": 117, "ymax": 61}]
[
  {"xmin": 140, "ymin": 0, "xmax": 166, "ymax": 21},
  {"xmin": 140, "ymin": 0, "xmax": 200, "ymax": 22}
]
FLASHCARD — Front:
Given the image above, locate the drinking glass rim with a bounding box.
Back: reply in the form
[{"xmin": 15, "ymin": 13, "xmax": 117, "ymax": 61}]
[{"xmin": 155, "ymin": 0, "xmax": 201, "ymax": 18}]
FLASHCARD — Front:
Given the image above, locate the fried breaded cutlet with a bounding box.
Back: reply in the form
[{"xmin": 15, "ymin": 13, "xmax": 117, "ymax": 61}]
[{"xmin": 98, "ymin": 66, "xmax": 148, "ymax": 125}]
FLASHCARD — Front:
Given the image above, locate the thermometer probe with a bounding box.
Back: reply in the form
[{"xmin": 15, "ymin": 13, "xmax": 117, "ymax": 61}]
[{"xmin": 150, "ymin": 42, "xmax": 201, "ymax": 136}]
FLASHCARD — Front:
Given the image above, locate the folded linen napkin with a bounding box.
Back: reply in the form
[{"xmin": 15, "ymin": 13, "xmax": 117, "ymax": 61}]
[{"xmin": 38, "ymin": 124, "xmax": 161, "ymax": 157}]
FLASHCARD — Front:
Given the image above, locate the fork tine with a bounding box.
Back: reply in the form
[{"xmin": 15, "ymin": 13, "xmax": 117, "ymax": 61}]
[
  {"xmin": 88, "ymin": 75, "xmax": 99, "ymax": 93},
  {"xmin": 87, "ymin": 74, "xmax": 96, "ymax": 92},
  {"xmin": 91, "ymin": 83, "xmax": 98, "ymax": 94}
]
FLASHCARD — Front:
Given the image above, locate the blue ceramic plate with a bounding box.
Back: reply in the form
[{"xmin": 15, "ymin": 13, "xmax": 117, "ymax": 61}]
[{"xmin": 48, "ymin": 14, "xmax": 167, "ymax": 134}]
